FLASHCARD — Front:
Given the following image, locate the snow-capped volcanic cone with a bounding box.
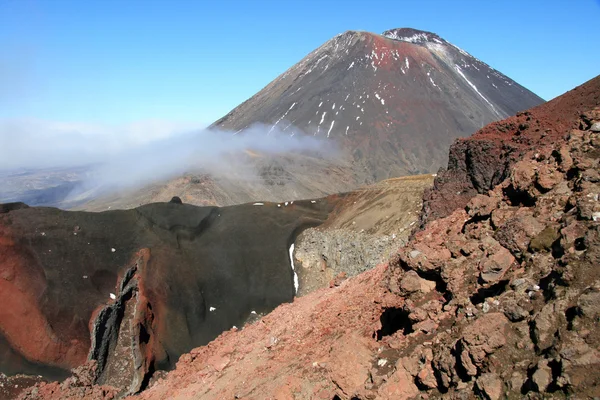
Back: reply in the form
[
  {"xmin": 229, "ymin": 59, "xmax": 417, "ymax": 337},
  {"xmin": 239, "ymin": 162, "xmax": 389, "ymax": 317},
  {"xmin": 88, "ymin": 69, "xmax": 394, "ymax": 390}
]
[
  {"xmin": 73, "ymin": 28, "xmax": 544, "ymax": 211},
  {"xmin": 214, "ymin": 28, "xmax": 544, "ymax": 179}
]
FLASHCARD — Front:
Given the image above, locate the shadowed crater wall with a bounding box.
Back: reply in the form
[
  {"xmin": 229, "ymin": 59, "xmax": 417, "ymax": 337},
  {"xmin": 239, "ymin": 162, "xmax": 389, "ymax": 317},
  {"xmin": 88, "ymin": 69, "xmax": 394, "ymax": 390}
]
[{"xmin": 0, "ymin": 199, "xmax": 335, "ymax": 384}]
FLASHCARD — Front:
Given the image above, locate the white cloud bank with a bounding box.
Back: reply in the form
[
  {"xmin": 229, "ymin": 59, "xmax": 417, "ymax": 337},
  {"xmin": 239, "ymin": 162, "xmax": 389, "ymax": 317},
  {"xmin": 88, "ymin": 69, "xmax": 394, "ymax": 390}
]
[{"xmin": 0, "ymin": 118, "xmax": 334, "ymax": 197}]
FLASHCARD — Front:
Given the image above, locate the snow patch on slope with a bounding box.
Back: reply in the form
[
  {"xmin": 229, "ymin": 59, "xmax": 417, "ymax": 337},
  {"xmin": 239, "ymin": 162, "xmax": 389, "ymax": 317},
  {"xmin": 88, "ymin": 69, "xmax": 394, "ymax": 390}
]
[
  {"xmin": 454, "ymin": 65, "xmax": 499, "ymax": 116},
  {"xmin": 289, "ymin": 243, "xmax": 299, "ymax": 294},
  {"xmin": 327, "ymin": 120, "xmax": 335, "ymax": 138},
  {"xmin": 268, "ymin": 102, "xmax": 296, "ymax": 134}
]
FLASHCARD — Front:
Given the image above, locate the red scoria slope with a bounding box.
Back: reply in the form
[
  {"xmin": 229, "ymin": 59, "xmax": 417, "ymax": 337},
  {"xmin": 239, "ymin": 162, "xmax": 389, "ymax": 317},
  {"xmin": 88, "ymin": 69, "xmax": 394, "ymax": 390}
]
[
  {"xmin": 421, "ymin": 75, "xmax": 600, "ymax": 225},
  {"xmin": 21, "ymin": 77, "xmax": 600, "ymax": 399}
]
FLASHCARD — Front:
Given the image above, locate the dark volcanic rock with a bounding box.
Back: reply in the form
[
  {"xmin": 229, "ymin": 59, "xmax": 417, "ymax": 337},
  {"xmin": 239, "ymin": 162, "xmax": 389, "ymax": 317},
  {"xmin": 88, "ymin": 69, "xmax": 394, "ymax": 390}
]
[{"xmin": 0, "ymin": 199, "xmax": 334, "ymax": 394}]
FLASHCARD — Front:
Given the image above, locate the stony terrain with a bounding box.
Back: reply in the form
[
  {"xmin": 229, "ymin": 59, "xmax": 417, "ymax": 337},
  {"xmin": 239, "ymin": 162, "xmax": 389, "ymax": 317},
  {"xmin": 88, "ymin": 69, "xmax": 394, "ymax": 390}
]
[
  {"xmin": 294, "ymin": 175, "xmax": 433, "ymax": 296},
  {"xmin": 15, "ymin": 77, "xmax": 599, "ymax": 400},
  {"xmin": 420, "ymin": 72, "xmax": 600, "ymax": 226}
]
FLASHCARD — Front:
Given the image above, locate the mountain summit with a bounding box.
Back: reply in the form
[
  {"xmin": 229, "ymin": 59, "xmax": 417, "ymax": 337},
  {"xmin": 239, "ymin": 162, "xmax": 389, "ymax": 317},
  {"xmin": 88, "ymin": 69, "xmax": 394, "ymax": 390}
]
[
  {"xmin": 76, "ymin": 28, "xmax": 544, "ymax": 211},
  {"xmin": 214, "ymin": 27, "xmax": 543, "ymax": 180}
]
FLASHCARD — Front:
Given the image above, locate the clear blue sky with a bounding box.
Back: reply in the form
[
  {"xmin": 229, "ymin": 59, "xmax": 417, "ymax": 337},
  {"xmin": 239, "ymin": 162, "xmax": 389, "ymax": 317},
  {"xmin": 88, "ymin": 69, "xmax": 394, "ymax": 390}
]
[{"xmin": 1, "ymin": 0, "xmax": 598, "ymax": 126}]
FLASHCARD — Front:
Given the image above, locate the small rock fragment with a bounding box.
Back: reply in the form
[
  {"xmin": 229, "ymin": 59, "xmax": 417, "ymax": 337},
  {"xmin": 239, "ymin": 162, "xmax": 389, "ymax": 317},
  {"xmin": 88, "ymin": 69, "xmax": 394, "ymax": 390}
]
[
  {"xmin": 475, "ymin": 372, "xmax": 503, "ymax": 400},
  {"xmin": 532, "ymin": 360, "xmax": 552, "ymax": 392}
]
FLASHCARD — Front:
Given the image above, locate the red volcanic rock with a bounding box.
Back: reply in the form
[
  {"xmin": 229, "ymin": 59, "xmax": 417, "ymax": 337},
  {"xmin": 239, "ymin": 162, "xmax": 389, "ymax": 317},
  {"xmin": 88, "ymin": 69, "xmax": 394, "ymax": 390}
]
[
  {"xmin": 421, "ymin": 75, "xmax": 600, "ymax": 226},
  {"xmin": 0, "ymin": 225, "xmax": 89, "ymax": 371},
  {"xmin": 129, "ymin": 264, "xmax": 406, "ymax": 400}
]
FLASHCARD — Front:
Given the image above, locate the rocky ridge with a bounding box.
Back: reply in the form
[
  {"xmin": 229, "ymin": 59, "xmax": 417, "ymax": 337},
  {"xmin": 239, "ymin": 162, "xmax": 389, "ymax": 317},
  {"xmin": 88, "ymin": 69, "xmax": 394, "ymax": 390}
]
[
  {"xmin": 294, "ymin": 175, "xmax": 433, "ymax": 296},
  {"xmin": 421, "ymin": 75, "xmax": 600, "ymax": 226}
]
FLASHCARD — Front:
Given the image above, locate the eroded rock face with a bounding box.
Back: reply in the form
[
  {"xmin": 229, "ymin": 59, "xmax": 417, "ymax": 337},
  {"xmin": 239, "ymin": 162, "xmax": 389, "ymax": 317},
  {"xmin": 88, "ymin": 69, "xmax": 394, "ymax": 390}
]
[
  {"xmin": 293, "ymin": 175, "xmax": 432, "ymax": 296},
  {"xmin": 0, "ymin": 199, "xmax": 335, "ymax": 397},
  {"xmin": 420, "ymin": 75, "xmax": 600, "ymax": 227}
]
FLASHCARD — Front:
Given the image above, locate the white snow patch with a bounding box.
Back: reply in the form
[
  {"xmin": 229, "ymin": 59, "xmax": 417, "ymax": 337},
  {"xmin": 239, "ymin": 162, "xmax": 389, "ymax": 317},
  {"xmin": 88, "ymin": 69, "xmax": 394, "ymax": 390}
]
[
  {"xmin": 318, "ymin": 101, "xmax": 323, "ymax": 107},
  {"xmin": 345, "ymin": 126, "xmax": 349, "ymax": 135},
  {"xmin": 289, "ymin": 243, "xmax": 299, "ymax": 294},
  {"xmin": 284, "ymin": 201, "xmax": 289, "ymax": 206},
  {"xmin": 319, "ymin": 111, "xmax": 327, "ymax": 125},
  {"xmin": 429, "ymin": 77, "xmax": 440, "ymax": 89},
  {"xmin": 209, "ymin": 307, "xmax": 216, "ymax": 312},
  {"xmin": 385, "ymin": 32, "xmax": 431, "ymax": 43},
  {"xmin": 311, "ymin": 200, "xmax": 317, "ymax": 203},
  {"xmin": 268, "ymin": 102, "xmax": 296, "ymax": 134},
  {"xmin": 327, "ymin": 120, "xmax": 335, "ymax": 138},
  {"xmin": 305, "ymin": 54, "xmax": 329, "ymax": 75},
  {"xmin": 111, "ymin": 248, "xmax": 116, "ymax": 253},
  {"xmin": 332, "ymin": 103, "xmax": 336, "ymax": 110},
  {"xmin": 374, "ymin": 93, "xmax": 385, "ymax": 105},
  {"xmin": 109, "ymin": 293, "xmax": 116, "ymax": 300},
  {"xmin": 405, "ymin": 57, "xmax": 409, "ymax": 69},
  {"xmin": 253, "ymin": 202, "xmax": 264, "ymax": 206},
  {"xmin": 454, "ymin": 65, "xmax": 499, "ymax": 116},
  {"xmin": 347, "ymin": 61, "xmax": 355, "ymax": 70}
]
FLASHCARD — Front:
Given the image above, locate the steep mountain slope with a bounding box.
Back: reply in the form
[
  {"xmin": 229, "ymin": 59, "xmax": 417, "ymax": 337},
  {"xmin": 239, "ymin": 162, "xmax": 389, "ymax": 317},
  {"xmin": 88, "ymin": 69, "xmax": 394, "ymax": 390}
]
[
  {"xmin": 294, "ymin": 174, "xmax": 434, "ymax": 296},
  {"xmin": 73, "ymin": 27, "xmax": 543, "ymax": 212},
  {"xmin": 214, "ymin": 27, "xmax": 543, "ymax": 180}
]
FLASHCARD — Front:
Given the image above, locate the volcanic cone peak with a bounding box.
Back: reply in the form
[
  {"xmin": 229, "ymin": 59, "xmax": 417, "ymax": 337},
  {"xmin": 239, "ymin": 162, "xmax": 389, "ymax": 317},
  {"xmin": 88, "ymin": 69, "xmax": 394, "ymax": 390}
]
[
  {"xmin": 382, "ymin": 27, "xmax": 446, "ymax": 44},
  {"xmin": 74, "ymin": 27, "xmax": 544, "ymax": 211},
  {"xmin": 214, "ymin": 27, "xmax": 543, "ymax": 181}
]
